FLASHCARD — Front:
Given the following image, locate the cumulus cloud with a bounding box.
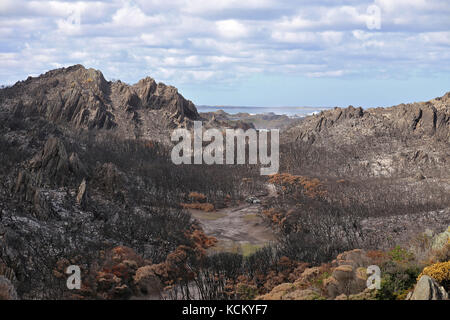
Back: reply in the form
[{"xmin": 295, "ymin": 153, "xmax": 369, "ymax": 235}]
[
  {"xmin": 216, "ymin": 20, "xmax": 250, "ymax": 39},
  {"xmin": 0, "ymin": 0, "xmax": 449, "ymax": 105}
]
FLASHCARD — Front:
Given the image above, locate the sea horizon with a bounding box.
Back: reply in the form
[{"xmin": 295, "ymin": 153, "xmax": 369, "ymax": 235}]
[{"xmin": 196, "ymin": 105, "xmax": 335, "ymax": 117}]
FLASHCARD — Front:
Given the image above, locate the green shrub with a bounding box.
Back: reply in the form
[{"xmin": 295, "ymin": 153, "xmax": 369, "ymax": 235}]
[
  {"xmin": 376, "ymin": 261, "xmax": 421, "ymax": 300},
  {"xmin": 388, "ymin": 246, "xmax": 414, "ymax": 263},
  {"xmin": 236, "ymin": 283, "xmax": 259, "ymax": 300}
]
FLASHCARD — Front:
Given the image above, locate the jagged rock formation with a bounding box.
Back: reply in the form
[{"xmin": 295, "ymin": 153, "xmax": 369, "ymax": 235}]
[
  {"xmin": 283, "ymin": 93, "xmax": 450, "ymax": 179},
  {"xmin": 0, "ymin": 65, "xmax": 199, "ymax": 141},
  {"xmin": 286, "ymin": 94, "xmax": 450, "ymax": 143},
  {"xmin": 29, "ymin": 136, "xmax": 71, "ymax": 185}
]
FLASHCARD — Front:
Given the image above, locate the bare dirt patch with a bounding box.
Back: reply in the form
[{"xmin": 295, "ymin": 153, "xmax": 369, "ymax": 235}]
[{"xmin": 190, "ymin": 202, "xmax": 276, "ymax": 256}]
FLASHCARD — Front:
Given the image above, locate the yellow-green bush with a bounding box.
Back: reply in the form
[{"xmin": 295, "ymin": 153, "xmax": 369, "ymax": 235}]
[
  {"xmin": 236, "ymin": 283, "xmax": 259, "ymax": 300},
  {"xmin": 419, "ymin": 261, "xmax": 450, "ymax": 290}
]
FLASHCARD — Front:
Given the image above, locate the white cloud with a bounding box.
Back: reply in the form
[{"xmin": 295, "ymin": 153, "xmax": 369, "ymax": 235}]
[
  {"xmin": 216, "ymin": 20, "xmax": 249, "ymax": 39},
  {"xmin": 1, "ymin": 0, "xmax": 450, "ymax": 88},
  {"xmin": 112, "ymin": 2, "xmax": 166, "ymax": 28}
]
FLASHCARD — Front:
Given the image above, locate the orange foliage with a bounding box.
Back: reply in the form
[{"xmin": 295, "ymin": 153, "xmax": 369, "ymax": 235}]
[
  {"xmin": 190, "ymin": 229, "xmax": 218, "ymax": 249},
  {"xmin": 188, "ymin": 192, "xmax": 207, "ymax": 202},
  {"xmin": 181, "ymin": 202, "xmax": 215, "ymax": 212},
  {"xmin": 111, "ymin": 246, "xmax": 144, "ymax": 265},
  {"xmin": 268, "ymin": 173, "xmax": 327, "ymax": 199},
  {"xmin": 182, "ymin": 191, "xmax": 215, "ymax": 211},
  {"xmin": 262, "ymin": 208, "xmax": 285, "ymax": 227},
  {"xmin": 366, "ymin": 250, "xmax": 389, "ymax": 265}
]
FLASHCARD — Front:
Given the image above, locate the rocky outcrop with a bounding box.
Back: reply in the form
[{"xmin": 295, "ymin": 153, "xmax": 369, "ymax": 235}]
[
  {"xmin": 69, "ymin": 152, "xmax": 87, "ymax": 178},
  {"xmin": 283, "ymin": 93, "xmax": 450, "ymax": 179},
  {"xmin": 76, "ymin": 179, "xmax": 88, "ymax": 208},
  {"xmin": 11, "ymin": 135, "xmax": 94, "ymax": 222},
  {"xmin": 17, "ymin": 135, "xmax": 86, "ymax": 187},
  {"xmin": 408, "ymin": 275, "xmax": 448, "ymax": 300},
  {"xmin": 29, "ymin": 136, "xmax": 70, "ymax": 185},
  {"xmin": 287, "ymin": 96, "xmax": 449, "ymax": 144},
  {"xmin": 323, "ymin": 265, "xmax": 368, "ymax": 299},
  {"xmin": 0, "ymin": 65, "xmax": 199, "ymax": 141},
  {"xmin": 132, "ymin": 77, "xmax": 198, "ymax": 120},
  {"xmin": 3, "ymin": 65, "xmax": 115, "ymax": 130},
  {"xmin": 14, "ymin": 171, "xmax": 51, "ymax": 219},
  {"xmin": 14, "ymin": 170, "xmax": 36, "ymax": 202}
]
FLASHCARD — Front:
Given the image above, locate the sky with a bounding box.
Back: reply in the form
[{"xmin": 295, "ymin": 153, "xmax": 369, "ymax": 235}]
[{"xmin": 1, "ymin": 0, "xmax": 450, "ymax": 108}]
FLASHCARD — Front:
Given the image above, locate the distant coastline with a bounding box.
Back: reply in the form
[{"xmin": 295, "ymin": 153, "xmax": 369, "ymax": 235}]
[{"xmin": 196, "ymin": 105, "xmax": 334, "ymax": 117}]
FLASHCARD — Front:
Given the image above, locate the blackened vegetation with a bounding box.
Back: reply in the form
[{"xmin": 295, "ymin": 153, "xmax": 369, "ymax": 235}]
[
  {"xmin": 267, "ymin": 118, "xmax": 450, "ymax": 264},
  {"xmin": 1, "ymin": 67, "xmax": 449, "ymax": 300},
  {"xmin": 172, "ymin": 115, "xmax": 450, "ymax": 300},
  {"xmin": 0, "ymin": 110, "xmax": 264, "ymax": 298}
]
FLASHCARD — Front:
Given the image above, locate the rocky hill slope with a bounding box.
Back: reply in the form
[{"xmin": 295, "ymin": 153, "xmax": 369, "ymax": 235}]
[
  {"xmin": 0, "ymin": 66, "xmax": 239, "ymax": 299},
  {"xmin": 282, "ymin": 93, "xmax": 450, "ymax": 179},
  {"xmin": 0, "ymin": 65, "xmax": 199, "ymax": 142}
]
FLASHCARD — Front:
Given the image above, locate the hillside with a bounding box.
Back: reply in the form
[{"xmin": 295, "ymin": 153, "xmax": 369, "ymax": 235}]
[{"xmin": 0, "ymin": 66, "xmax": 256, "ymax": 299}]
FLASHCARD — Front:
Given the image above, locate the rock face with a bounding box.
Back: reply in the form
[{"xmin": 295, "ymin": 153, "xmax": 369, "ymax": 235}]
[
  {"xmin": 324, "ymin": 249, "xmax": 373, "ymax": 299},
  {"xmin": 29, "ymin": 136, "xmax": 70, "ymax": 185},
  {"xmin": 409, "ymin": 275, "xmax": 449, "ymax": 300},
  {"xmin": 0, "ymin": 65, "xmax": 199, "ymax": 141}
]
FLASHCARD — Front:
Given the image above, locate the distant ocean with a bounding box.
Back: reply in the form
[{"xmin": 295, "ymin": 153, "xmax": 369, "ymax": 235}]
[{"xmin": 196, "ymin": 105, "xmax": 334, "ymax": 117}]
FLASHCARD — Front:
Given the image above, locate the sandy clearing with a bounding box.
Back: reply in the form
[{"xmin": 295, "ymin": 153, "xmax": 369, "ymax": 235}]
[{"xmin": 190, "ymin": 202, "xmax": 276, "ymax": 256}]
